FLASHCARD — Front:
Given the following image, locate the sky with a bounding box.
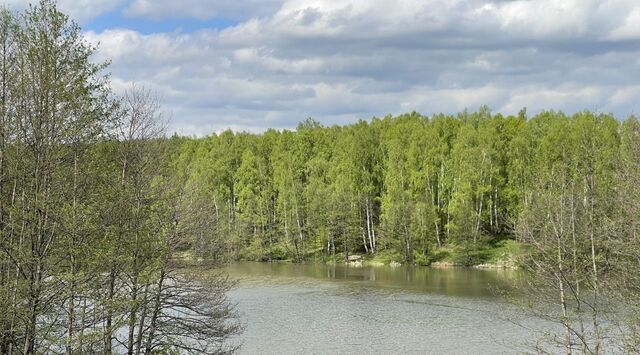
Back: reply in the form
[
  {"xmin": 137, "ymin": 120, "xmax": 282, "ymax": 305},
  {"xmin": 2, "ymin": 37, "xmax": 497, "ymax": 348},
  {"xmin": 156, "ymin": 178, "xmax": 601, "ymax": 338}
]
[{"xmin": 6, "ymin": 0, "xmax": 640, "ymax": 135}]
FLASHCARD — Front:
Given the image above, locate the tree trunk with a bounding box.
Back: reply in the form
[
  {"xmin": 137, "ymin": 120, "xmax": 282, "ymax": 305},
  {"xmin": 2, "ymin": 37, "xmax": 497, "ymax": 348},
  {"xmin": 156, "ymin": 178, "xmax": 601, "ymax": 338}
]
[
  {"xmin": 134, "ymin": 284, "xmax": 149, "ymax": 355},
  {"xmin": 144, "ymin": 269, "xmax": 166, "ymax": 354},
  {"xmin": 104, "ymin": 267, "xmax": 116, "ymax": 355},
  {"xmin": 126, "ymin": 278, "xmax": 139, "ymax": 355},
  {"xmin": 295, "ymin": 202, "xmax": 305, "ymax": 260}
]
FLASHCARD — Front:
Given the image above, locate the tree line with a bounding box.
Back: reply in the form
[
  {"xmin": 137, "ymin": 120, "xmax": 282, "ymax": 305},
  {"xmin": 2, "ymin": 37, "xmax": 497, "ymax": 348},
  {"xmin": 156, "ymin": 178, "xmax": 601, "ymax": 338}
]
[
  {"xmin": 0, "ymin": 2, "xmax": 240, "ymax": 354},
  {"xmin": 176, "ymin": 109, "xmax": 626, "ymax": 264}
]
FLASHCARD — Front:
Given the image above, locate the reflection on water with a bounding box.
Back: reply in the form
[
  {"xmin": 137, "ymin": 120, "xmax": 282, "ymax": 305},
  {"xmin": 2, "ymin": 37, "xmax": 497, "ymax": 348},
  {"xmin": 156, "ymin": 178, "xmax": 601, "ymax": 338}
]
[
  {"xmin": 224, "ymin": 262, "xmax": 539, "ymax": 355},
  {"xmin": 225, "ymin": 261, "xmax": 522, "ymax": 298}
]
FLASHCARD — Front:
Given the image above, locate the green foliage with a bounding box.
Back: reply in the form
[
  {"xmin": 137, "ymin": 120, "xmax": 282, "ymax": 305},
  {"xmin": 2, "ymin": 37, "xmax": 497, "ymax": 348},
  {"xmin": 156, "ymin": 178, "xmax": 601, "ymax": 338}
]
[
  {"xmin": 366, "ymin": 250, "xmax": 404, "ymax": 265},
  {"xmin": 485, "ymin": 239, "xmax": 522, "ymax": 263},
  {"xmin": 0, "ymin": 3, "xmax": 241, "ymax": 353},
  {"xmin": 175, "ymin": 108, "xmax": 629, "ymax": 269}
]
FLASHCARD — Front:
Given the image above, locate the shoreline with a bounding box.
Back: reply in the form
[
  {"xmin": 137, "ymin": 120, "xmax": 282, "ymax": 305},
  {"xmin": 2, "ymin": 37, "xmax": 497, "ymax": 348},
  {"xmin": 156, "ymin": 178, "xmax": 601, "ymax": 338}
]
[{"xmin": 211, "ymin": 258, "xmax": 520, "ymax": 270}]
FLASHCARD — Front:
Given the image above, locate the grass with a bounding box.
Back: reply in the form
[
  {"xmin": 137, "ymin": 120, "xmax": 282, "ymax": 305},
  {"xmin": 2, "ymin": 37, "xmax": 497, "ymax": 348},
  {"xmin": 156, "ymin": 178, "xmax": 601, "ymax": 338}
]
[
  {"xmin": 195, "ymin": 237, "xmax": 524, "ymax": 268},
  {"xmin": 365, "ymin": 250, "xmax": 404, "ymax": 265},
  {"xmin": 484, "ymin": 239, "xmax": 522, "ymax": 264},
  {"xmin": 436, "ymin": 238, "xmax": 523, "ymax": 267}
]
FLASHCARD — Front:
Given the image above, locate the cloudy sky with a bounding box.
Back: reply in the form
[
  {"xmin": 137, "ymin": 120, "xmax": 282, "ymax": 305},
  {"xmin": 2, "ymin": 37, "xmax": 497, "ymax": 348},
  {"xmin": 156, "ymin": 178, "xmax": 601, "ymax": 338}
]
[{"xmin": 8, "ymin": 0, "xmax": 640, "ymax": 135}]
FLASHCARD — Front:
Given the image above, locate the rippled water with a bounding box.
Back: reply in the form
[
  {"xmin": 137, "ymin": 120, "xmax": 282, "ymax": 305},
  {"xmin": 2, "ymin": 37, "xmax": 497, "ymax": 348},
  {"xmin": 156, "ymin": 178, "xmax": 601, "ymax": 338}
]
[{"xmin": 225, "ymin": 262, "xmax": 544, "ymax": 354}]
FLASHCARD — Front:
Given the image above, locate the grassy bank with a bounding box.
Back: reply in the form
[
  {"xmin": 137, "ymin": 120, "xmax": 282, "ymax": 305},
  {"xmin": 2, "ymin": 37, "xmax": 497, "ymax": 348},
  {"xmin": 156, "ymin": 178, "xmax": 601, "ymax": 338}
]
[
  {"xmin": 348, "ymin": 239, "xmax": 522, "ymax": 269},
  {"xmin": 176, "ymin": 239, "xmax": 524, "ymax": 269}
]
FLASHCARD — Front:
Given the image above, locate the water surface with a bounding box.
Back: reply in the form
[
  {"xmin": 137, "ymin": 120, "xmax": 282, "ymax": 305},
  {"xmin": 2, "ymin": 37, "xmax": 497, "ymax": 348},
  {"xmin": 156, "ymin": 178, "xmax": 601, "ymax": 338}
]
[{"xmin": 225, "ymin": 262, "xmax": 541, "ymax": 354}]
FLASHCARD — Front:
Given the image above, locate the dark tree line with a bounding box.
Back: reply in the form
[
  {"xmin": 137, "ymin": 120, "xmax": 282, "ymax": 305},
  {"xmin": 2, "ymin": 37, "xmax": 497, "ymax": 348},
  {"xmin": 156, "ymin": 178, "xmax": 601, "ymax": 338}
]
[{"xmin": 0, "ymin": 2, "xmax": 240, "ymax": 354}]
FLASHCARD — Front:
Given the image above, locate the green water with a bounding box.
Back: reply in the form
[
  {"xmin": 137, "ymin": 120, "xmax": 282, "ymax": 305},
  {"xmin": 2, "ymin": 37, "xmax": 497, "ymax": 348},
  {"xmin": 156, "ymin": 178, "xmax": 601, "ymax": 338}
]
[{"xmin": 225, "ymin": 262, "xmax": 542, "ymax": 354}]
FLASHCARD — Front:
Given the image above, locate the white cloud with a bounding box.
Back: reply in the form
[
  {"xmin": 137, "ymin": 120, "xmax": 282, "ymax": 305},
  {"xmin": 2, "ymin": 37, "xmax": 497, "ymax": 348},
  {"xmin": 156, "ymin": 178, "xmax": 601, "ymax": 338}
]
[
  {"xmin": 608, "ymin": 7, "xmax": 640, "ymax": 40},
  {"xmin": 488, "ymin": 0, "xmax": 593, "ymax": 37},
  {"xmin": 608, "ymin": 85, "xmax": 640, "ymax": 108},
  {"xmin": 233, "ymin": 47, "xmax": 324, "ymax": 73},
  {"xmin": 58, "ymin": 0, "xmax": 127, "ymax": 22},
  {"xmin": 82, "ymin": 0, "xmax": 640, "ymax": 134},
  {"xmin": 498, "ymin": 84, "xmax": 606, "ymax": 114}
]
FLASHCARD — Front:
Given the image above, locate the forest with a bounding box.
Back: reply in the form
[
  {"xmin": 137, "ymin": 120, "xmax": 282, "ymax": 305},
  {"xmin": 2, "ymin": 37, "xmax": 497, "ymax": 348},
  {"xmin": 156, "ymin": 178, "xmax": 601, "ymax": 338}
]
[
  {"xmin": 1, "ymin": 1, "xmax": 640, "ymax": 354},
  {"xmin": 174, "ymin": 109, "xmax": 630, "ymax": 265}
]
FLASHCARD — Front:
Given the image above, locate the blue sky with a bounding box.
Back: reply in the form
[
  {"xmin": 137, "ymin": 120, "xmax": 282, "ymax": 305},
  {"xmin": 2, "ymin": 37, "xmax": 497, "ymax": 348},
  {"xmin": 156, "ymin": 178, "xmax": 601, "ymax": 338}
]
[
  {"xmin": 7, "ymin": 0, "xmax": 640, "ymax": 135},
  {"xmin": 86, "ymin": 8, "xmax": 238, "ymax": 34}
]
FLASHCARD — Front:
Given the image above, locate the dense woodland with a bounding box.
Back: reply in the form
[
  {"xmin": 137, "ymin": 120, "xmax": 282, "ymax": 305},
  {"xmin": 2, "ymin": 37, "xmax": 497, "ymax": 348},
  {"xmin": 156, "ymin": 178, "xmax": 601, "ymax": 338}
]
[
  {"xmin": 174, "ymin": 109, "xmax": 625, "ymax": 265},
  {"xmin": 2, "ymin": 1, "xmax": 640, "ymax": 354}
]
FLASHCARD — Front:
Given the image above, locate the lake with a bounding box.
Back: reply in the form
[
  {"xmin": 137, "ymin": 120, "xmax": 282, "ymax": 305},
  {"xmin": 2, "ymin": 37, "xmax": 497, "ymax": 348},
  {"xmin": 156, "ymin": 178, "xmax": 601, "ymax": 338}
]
[{"xmin": 225, "ymin": 262, "xmax": 547, "ymax": 354}]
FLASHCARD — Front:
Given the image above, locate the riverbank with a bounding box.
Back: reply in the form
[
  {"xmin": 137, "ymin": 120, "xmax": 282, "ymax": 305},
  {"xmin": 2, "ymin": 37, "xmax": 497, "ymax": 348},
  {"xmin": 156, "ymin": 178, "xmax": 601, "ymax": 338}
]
[
  {"xmin": 335, "ymin": 239, "xmax": 522, "ymax": 270},
  {"xmin": 341, "ymin": 257, "xmax": 517, "ymax": 270},
  {"xmin": 174, "ymin": 239, "xmax": 522, "ymax": 270}
]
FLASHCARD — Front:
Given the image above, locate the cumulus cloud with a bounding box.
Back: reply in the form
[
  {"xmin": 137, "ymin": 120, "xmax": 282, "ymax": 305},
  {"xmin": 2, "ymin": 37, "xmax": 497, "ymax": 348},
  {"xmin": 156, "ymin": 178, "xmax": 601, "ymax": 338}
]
[
  {"xmin": 82, "ymin": 0, "xmax": 640, "ymax": 134},
  {"xmin": 57, "ymin": 0, "xmax": 128, "ymax": 23}
]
